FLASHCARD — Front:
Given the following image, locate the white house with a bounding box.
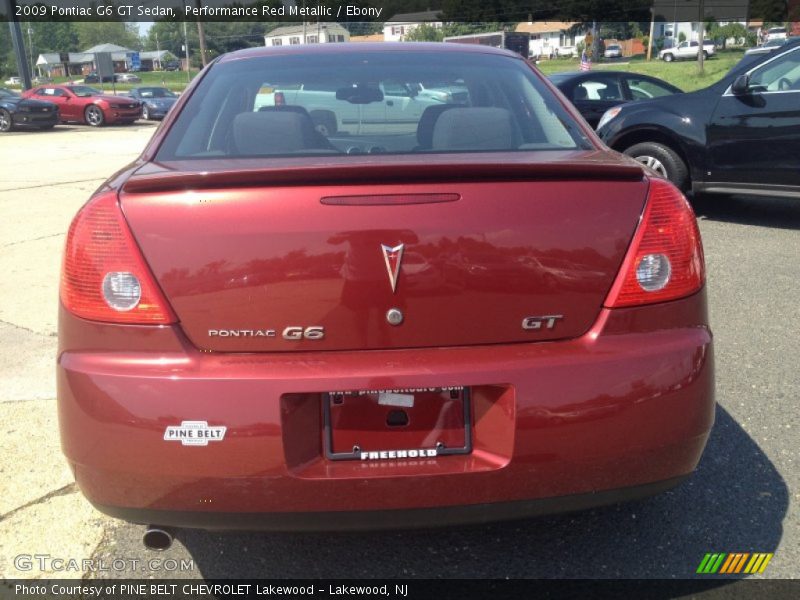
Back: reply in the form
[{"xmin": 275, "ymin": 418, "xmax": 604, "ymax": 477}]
[
  {"xmin": 384, "ymin": 10, "xmax": 443, "ymax": 42},
  {"xmin": 36, "ymin": 44, "xmax": 175, "ymax": 77},
  {"xmin": 515, "ymin": 22, "xmax": 586, "ymax": 58},
  {"xmin": 264, "ymin": 23, "xmax": 350, "ymax": 47}
]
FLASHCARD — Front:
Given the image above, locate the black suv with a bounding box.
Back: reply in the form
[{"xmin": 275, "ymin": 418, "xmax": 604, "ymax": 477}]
[{"xmin": 598, "ymin": 38, "xmax": 800, "ymax": 198}]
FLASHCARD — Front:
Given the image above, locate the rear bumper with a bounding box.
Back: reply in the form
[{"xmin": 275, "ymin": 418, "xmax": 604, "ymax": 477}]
[{"xmin": 58, "ymin": 291, "xmax": 714, "ymax": 529}]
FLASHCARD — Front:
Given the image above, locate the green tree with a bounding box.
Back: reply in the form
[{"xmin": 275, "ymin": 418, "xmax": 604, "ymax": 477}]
[
  {"xmin": 405, "ymin": 24, "xmax": 445, "ymax": 41},
  {"xmin": 74, "ymin": 22, "xmax": 141, "ymax": 51}
]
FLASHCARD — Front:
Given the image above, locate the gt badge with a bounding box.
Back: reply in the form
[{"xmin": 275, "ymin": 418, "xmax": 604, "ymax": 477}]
[
  {"xmin": 381, "ymin": 243, "xmax": 404, "ymax": 293},
  {"xmin": 164, "ymin": 421, "xmax": 226, "ymax": 446},
  {"xmin": 522, "ymin": 315, "xmax": 564, "ymax": 330}
]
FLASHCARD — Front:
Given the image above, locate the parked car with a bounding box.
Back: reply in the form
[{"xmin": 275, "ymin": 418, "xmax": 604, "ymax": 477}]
[
  {"xmin": 744, "ymin": 38, "xmax": 789, "ymax": 55},
  {"xmin": 549, "ymin": 70, "xmax": 683, "ymax": 128},
  {"xmin": 129, "ymin": 86, "xmax": 178, "ymax": 120},
  {"xmin": 557, "ymin": 45, "xmax": 576, "ymax": 57},
  {"xmin": 4, "ymin": 76, "xmax": 21, "ymax": 86},
  {"xmin": 598, "ymin": 37, "xmax": 800, "ymax": 196},
  {"xmin": 163, "ymin": 61, "xmax": 181, "ymax": 71},
  {"xmin": 658, "ymin": 40, "xmax": 715, "ymax": 62},
  {"xmin": 33, "ymin": 76, "xmax": 53, "ymax": 85},
  {"xmin": 83, "ymin": 71, "xmax": 114, "ymax": 84},
  {"xmin": 115, "ymin": 73, "xmax": 142, "ymax": 84},
  {"xmin": 766, "ymin": 27, "xmax": 787, "ymax": 41},
  {"xmin": 604, "ymin": 44, "xmax": 623, "ymax": 58},
  {"xmin": 0, "ymin": 87, "xmax": 59, "ymax": 132},
  {"xmin": 22, "ymin": 84, "xmax": 140, "ymax": 126},
  {"xmin": 58, "ymin": 43, "xmax": 712, "ymax": 540}
]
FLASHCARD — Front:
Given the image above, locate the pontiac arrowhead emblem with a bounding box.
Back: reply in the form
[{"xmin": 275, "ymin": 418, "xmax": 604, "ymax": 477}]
[{"xmin": 381, "ymin": 243, "xmax": 404, "ymax": 293}]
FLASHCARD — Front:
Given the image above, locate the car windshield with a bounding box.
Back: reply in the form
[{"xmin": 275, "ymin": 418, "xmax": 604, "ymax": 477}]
[
  {"xmin": 69, "ymin": 85, "xmax": 101, "ymax": 97},
  {"xmin": 0, "ymin": 88, "xmax": 20, "ymax": 98},
  {"xmin": 157, "ymin": 50, "xmax": 591, "ymax": 160},
  {"xmin": 136, "ymin": 87, "xmax": 176, "ymax": 98}
]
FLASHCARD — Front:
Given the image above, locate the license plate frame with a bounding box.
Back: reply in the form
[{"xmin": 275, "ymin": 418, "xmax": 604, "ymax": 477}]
[{"xmin": 322, "ymin": 387, "xmax": 473, "ymax": 461}]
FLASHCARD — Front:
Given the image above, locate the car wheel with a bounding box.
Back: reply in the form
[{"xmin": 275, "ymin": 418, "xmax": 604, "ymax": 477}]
[
  {"xmin": 85, "ymin": 105, "xmax": 105, "ymax": 127},
  {"xmin": 142, "ymin": 105, "xmax": 150, "ymax": 120},
  {"xmin": 310, "ymin": 110, "xmax": 337, "ymax": 137},
  {"xmin": 663, "ymin": 53, "xmax": 674, "ymax": 62},
  {"xmin": 702, "ymin": 50, "xmax": 710, "ymax": 59},
  {"xmin": 0, "ymin": 108, "xmax": 12, "ymax": 132},
  {"xmin": 624, "ymin": 142, "xmax": 689, "ymax": 190}
]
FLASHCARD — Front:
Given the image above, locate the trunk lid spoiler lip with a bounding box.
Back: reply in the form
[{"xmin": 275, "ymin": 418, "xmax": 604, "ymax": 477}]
[{"xmin": 122, "ymin": 151, "xmax": 645, "ymax": 194}]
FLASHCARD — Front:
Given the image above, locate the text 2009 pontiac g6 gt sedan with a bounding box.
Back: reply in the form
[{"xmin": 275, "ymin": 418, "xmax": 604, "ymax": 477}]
[{"xmin": 58, "ymin": 43, "xmax": 713, "ymax": 539}]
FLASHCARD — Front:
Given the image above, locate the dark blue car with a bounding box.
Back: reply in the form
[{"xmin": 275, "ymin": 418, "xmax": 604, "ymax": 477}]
[{"xmin": 129, "ymin": 86, "xmax": 178, "ymax": 120}]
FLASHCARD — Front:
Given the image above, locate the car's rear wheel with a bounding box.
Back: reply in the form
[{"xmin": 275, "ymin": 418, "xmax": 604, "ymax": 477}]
[
  {"xmin": 310, "ymin": 110, "xmax": 337, "ymax": 137},
  {"xmin": 702, "ymin": 50, "xmax": 710, "ymax": 59},
  {"xmin": 0, "ymin": 109, "xmax": 12, "ymax": 132},
  {"xmin": 663, "ymin": 53, "xmax": 674, "ymax": 62},
  {"xmin": 85, "ymin": 105, "xmax": 105, "ymax": 127},
  {"xmin": 624, "ymin": 142, "xmax": 689, "ymax": 190}
]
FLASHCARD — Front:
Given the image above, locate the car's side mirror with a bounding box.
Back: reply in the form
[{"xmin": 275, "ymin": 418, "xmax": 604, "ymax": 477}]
[{"xmin": 731, "ymin": 74, "xmax": 751, "ymax": 95}]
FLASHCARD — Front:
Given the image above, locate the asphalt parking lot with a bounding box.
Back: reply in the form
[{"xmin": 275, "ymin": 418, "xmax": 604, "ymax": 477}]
[{"xmin": 0, "ymin": 124, "xmax": 797, "ymax": 580}]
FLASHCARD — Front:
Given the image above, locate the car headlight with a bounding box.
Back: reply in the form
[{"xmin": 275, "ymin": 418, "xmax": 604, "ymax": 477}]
[{"xmin": 597, "ymin": 106, "xmax": 623, "ymax": 132}]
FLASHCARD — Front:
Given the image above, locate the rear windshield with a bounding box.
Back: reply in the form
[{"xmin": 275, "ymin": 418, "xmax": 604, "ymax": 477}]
[{"xmin": 157, "ymin": 50, "xmax": 591, "ymax": 160}]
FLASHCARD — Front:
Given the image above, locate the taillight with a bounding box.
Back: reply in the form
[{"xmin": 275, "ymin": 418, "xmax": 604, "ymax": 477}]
[
  {"xmin": 604, "ymin": 178, "xmax": 705, "ymax": 308},
  {"xmin": 274, "ymin": 91, "xmax": 285, "ymax": 106},
  {"xmin": 60, "ymin": 192, "xmax": 175, "ymax": 324}
]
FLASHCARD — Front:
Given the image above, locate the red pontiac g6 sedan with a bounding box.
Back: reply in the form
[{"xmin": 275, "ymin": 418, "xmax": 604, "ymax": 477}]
[
  {"xmin": 57, "ymin": 43, "xmax": 714, "ymax": 543},
  {"xmin": 23, "ymin": 84, "xmax": 140, "ymax": 126}
]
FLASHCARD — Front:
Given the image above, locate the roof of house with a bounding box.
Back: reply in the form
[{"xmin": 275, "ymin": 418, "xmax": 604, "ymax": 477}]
[
  {"xmin": 350, "ymin": 33, "xmax": 386, "ymax": 43},
  {"xmin": 265, "ymin": 23, "xmax": 350, "ymax": 38},
  {"xmin": 387, "ymin": 10, "xmax": 442, "ymax": 23},
  {"xmin": 515, "ymin": 22, "xmax": 579, "ymax": 35},
  {"xmin": 82, "ymin": 43, "xmax": 131, "ymax": 54}
]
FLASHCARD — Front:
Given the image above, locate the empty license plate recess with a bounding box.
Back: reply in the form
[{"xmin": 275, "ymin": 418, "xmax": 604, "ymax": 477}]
[{"xmin": 323, "ymin": 387, "xmax": 472, "ymax": 461}]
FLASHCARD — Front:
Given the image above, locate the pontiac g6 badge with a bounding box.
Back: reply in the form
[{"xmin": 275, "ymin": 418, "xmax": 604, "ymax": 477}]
[
  {"xmin": 381, "ymin": 243, "xmax": 404, "ymax": 293},
  {"xmin": 164, "ymin": 421, "xmax": 226, "ymax": 446}
]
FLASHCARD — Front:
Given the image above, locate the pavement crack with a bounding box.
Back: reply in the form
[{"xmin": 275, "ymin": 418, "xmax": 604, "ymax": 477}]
[
  {"xmin": 0, "ymin": 318, "xmax": 52, "ymax": 338},
  {"xmin": 0, "ymin": 178, "xmax": 102, "ymax": 193},
  {"xmin": 0, "ymin": 483, "xmax": 77, "ymax": 522},
  {"xmin": 1, "ymin": 232, "xmax": 63, "ymax": 249}
]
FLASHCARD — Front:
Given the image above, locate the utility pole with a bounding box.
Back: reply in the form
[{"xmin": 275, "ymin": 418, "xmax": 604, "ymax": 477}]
[
  {"xmin": 698, "ymin": 0, "xmax": 705, "ymax": 73},
  {"xmin": 27, "ymin": 26, "xmax": 34, "ymax": 77},
  {"xmin": 195, "ymin": 0, "xmax": 207, "ymax": 66},
  {"xmin": 183, "ymin": 19, "xmax": 190, "ymax": 83},
  {"xmin": 6, "ymin": 0, "xmax": 32, "ymax": 89},
  {"xmin": 647, "ymin": 7, "xmax": 655, "ymax": 61}
]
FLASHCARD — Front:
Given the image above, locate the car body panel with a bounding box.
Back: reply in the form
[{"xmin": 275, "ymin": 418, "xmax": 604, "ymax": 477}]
[
  {"xmin": 22, "ymin": 84, "xmax": 140, "ymax": 124},
  {"xmin": 0, "ymin": 88, "xmax": 59, "ymax": 130},
  {"xmin": 58, "ymin": 43, "xmax": 714, "ymax": 528},
  {"xmin": 599, "ymin": 38, "xmax": 800, "ymax": 196},
  {"xmin": 550, "ymin": 71, "xmax": 682, "ymax": 128}
]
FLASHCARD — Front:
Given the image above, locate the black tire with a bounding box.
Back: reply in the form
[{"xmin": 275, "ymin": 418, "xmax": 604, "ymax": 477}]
[
  {"xmin": 623, "ymin": 142, "xmax": 689, "ymax": 190},
  {"xmin": 0, "ymin": 108, "xmax": 12, "ymax": 132},
  {"xmin": 663, "ymin": 53, "xmax": 674, "ymax": 62},
  {"xmin": 310, "ymin": 110, "xmax": 337, "ymax": 137},
  {"xmin": 702, "ymin": 50, "xmax": 710, "ymax": 59},
  {"xmin": 84, "ymin": 105, "xmax": 105, "ymax": 127},
  {"xmin": 142, "ymin": 105, "xmax": 150, "ymax": 120}
]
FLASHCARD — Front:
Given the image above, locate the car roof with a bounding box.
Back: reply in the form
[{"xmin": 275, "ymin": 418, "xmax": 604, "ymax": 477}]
[{"xmin": 218, "ymin": 42, "xmax": 522, "ymax": 64}]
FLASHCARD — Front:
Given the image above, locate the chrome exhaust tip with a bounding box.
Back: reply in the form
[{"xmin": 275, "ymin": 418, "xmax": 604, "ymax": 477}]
[{"xmin": 143, "ymin": 525, "xmax": 173, "ymax": 551}]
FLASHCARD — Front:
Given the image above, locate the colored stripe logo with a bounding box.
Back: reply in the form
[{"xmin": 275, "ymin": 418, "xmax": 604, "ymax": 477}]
[{"xmin": 697, "ymin": 553, "xmax": 773, "ymax": 574}]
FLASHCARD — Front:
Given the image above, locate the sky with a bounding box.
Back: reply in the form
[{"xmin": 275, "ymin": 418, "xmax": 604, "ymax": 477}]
[{"xmin": 138, "ymin": 22, "xmax": 153, "ymax": 36}]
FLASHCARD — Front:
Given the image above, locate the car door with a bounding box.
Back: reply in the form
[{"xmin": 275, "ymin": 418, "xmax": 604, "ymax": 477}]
[
  {"xmin": 35, "ymin": 87, "xmax": 74, "ymax": 120},
  {"xmin": 707, "ymin": 45, "xmax": 800, "ymax": 191},
  {"xmin": 381, "ymin": 81, "xmax": 426, "ymax": 134},
  {"xmin": 569, "ymin": 74, "xmax": 626, "ymax": 128}
]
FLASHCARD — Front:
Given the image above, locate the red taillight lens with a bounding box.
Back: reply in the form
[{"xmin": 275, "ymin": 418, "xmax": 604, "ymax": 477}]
[
  {"xmin": 604, "ymin": 178, "xmax": 705, "ymax": 308},
  {"xmin": 274, "ymin": 91, "xmax": 285, "ymax": 106},
  {"xmin": 60, "ymin": 192, "xmax": 175, "ymax": 324}
]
